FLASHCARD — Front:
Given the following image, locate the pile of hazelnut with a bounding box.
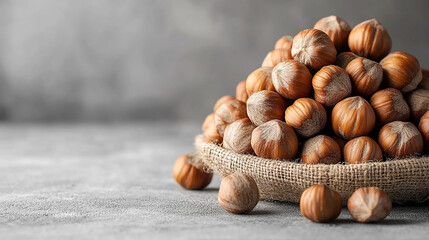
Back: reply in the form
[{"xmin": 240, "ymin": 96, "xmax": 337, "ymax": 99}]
[{"xmin": 173, "ymin": 16, "xmax": 429, "ymax": 222}]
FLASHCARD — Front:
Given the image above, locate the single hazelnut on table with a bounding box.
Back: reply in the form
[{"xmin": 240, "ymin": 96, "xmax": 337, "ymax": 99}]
[
  {"xmin": 214, "ymin": 99, "xmax": 248, "ymax": 136},
  {"xmin": 251, "ymin": 120, "xmax": 298, "ymax": 160},
  {"xmin": 370, "ymin": 88, "xmax": 410, "ymax": 125},
  {"xmin": 345, "ymin": 57, "xmax": 383, "ymax": 97},
  {"xmin": 348, "ymin": 19, "xmax": 392, "ymax": 61},
  {"xmin": 261, "ymin": 48, "xmax": 292, "ymax": 67},
  {"xmin": 312, "ymin": 65, "xmax": 352, "ymax": 107},
  {"xmin": 272, "ymin": 60, "xmax": 312, "ymax": 100},
  {"xmin": 343, "ymin": 136, "xmax": 383, "ymax": 164},
  {"xmin": 380, "ymin": 51, "xmax": 422, "ymax": 93},
  {"xmin": 235, "ymin": 80, "xmax": 248, "ymax": 102},
  {"xmin": 378, "ymin": 121, "xmax": 423, "ymax": 158},
  {"xmin": 407, "ymin": 89, "xmax": 429, "ymax": 121},
  {"xmin": 418, "ymin": 68, "xmax": 429, "ymax": 90},
  {"xmin": 285, "ymin": 98, "xmax": 327, "ymax": 138},
  {"xmin": 334, "ymin": 52, "xmax": 359, "ymax": 69},
  {"xmin": 201, "ymin": 113, "xmax": 214, "ymax": 132},
  {"xmin": 204, "ymin": 121, "xmax": 223, "ymax": 144},
  {"xmin": 246, "ymin": 66, "xmax": 276, "ymax": 96},
  {"xmin": 313, "ymin": 15, "xmax": 351, "ymax": 52},
  {"xmin": 291, "ymin": 29, "xmax": 337, "ymax": 70},
  {"xmin": 418, "ymin": 111, "xmax": 429, "ymax": 152},
  {"xmin": 173, "ymin": 154, "xmax": 213, "ymax": 190},
  {"xmin": 213, "ymin": 95, "xmax": 235, "ymax": 112},
  {"xmin": 300, "ymin": 184, "xmax": 342, "ymax": 223},
  {"xmin": 218, "ymin": 173, "xmax": 259, "ymax": 214},
  {"xmin": 347, "ymin": 187, "xmax": 392, "ymax": 223},
  {"xmin": 246, "ymin": 90, "xmax": 288, "ymax": 126},
  {"xmin": 274, "ymin": 35, "xmax": 293, "ymax": 51},
  {"xmin": 223, "ymin": 118, "xmax": 255, "ymax": 154},
  {"xmin": 301, "ymin": 135, "xmax": 341, "ymax": 164},
  {"xmin": 332, "ymin": 96, "xmax": 376, "ymax": 140}
]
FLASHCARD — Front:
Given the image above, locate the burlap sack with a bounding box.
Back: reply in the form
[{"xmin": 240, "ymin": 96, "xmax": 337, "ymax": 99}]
[{"xmin": 195, "ymin": 135, "xmax": 429, "ymax": 204}]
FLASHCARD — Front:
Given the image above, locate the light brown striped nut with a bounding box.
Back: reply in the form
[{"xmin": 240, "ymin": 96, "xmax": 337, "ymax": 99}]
[
  {"xmin": 314, "ymin": 15, "xmax": 351, "ymax": 52},
  {"xmin": 301, "ymin": 135, "xmax": 341, "ymax": 164},
  {"xmin": 344, "ymin": 136, "xmax": 383, "ymax": 164},
  {"xmin": 202, "ymin": 113, "xmax": 214, "ymax": 132},
  {"xmin": 261, "ymin": 48, "xmax": 292, "ymax": 67},
  {"xmin": 173, "ymin": 154, "xmax": 213, "ymax": 190},
  {"xmin": 223, "ymin": 118, "xmax": 255, "ymax": 154},
  {"xmin": 218, "ymin": 173, "xmax": 259, "ymax": 214},
  {"xmin": 335, "ymin": 52, "xmax": 359, "ymax": 69},
  {"xmin": 419, "ymin": 68, "xmax": 429, "ymax": 90},
  {"xmin": 407, "ymin": 89, "xmax": 429, "ymax": 121},
  {"xmin": 246, "ymin": 67, "xmax": 275, "ymax": 96},
  {"xmin": 312, "ymin": 65, "xmax": 352, "ymax": 107},
  {"xmin": 291, "ymin": 29, "xmax": 337, "ymax": 70},
  {"xmin": 300, "ymin": 185, "xmax": 342, "ymax": 223},
  {"xmin": 235, "ymin": 80, "xmax": 248, "ymax": 102},
  {"xmin": 332, "ymin": 96, "xmax": 376, "ymax": 140},
  {"xmin": 246, "ymin": 90, "xmax": 288, "ymax": 126},
  {"xmin": 285, "ymin": 98, "xmax": 327, "ymax": 138},
  {"xmin": 213, "ymin": 95, "xmax": 235, "ymax": 112},
  {"xmin": 251, "ymin": 120, "xmax": 298, "ymax": 160},
  {"xmin": 204, "ymin": 121, "xmax": 223, "ymax": 144},
  {"xmin": 272, "ymin": 60, "xmax": 312, "ymax": 100},
  {"xmin": 380, "ymin": 51, "xmax": 422, "ymax": 93},
  {"xmin": 419, "ymin": 111, "xmax": 429, "ymax": 152},
  {"xmin": 370, "ymin": 88, "xmax": 410, "ymax": 125},
  {"xmin": 214, "ymin": 99, "xmax": 247, "ymax": 136},
  {"xmin": 348, "ymin": 19, "xmax": 392, "ymax": 61},
  {"xmin": 378, "ymin": 121, "xmax": 423, "ymax": 158},
  {"xmin": 274, "ymin": 35, "xmax": 293, "ymax": 51},
  {"xmin": 348, "ymin": 187, "xmax": 392, "ymax": 223},
  {"xmin": 346, "ymin": 57, "xmax": 383, "ymax": 97}
]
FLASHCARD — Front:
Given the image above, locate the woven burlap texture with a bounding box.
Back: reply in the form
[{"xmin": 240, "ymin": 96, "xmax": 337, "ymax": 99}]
[{"xmin": 195, "ymin": 135, "xmax": 429, "ymax": 204}]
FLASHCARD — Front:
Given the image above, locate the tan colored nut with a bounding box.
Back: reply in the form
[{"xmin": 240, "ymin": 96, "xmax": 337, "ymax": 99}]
[
  {"xmin": 235, "ymin": 80, "xmax": 248, "ymax": 102},
  {"xmin": 204, "ymin": 121, "xmax": 223, "ymax": 144},
  {"xmin": 348, "ymin": 19, "xmax": 392, "ymax": 61},
  {"xmin": 346, "ymin": 57, "xmax": 383, "ymax": 97},
  {"xmin": 218, "ymin": 173, "xmax": 259, "ymax": 214},
  {"xmin": 272, "ymin": 60, "xmax": 312, "ymax": 100},
  {"xmin": 173, "ymin": 154, "xmax": 213, "ymax": 190},
  {"xmin": 335, "ymin": 52, "xmax": 359, "ymax": 69},
  {"xmin": 246, "ymin": 67, "xmax": 276, "ymax": 96},
  {"xmin": 344, "ymin": 136, "xmax": 383, "ymax": 164},
  {"xmin": 261, "ymin": 48, "xmax": 292, "ymax": 67},
  {"xmin": 418, "ymin": 68, "xmax": 429, "ymax": 90},
  {"xmin": 378, "ymin": 121, "xmax": 423, "ymax": 158},
  {"xmin": 301, "ymin": 135, "xmax": 341, "ymax": 164},
  {"xmin": 418, "ymin": 111, "xmax": 429, "ymax": 152},
  {"xmin": 285, "ymin": 98, "xmax": 327, "ymax": 138},
  {"xmin": 291, "ymin": 29, "xmax": 337, "ymax": 70},
  {"xmin": 380, "ymin": 51, "xmax": 422, "ymax": 93},
  {"xmin": 223, "ymin": 118, "xmax": 255, "ymax": 154},
  {"xmin": 246, "ymin": 90, "xmax": 288, "ymax": 126},
  {"xmin": 251, "ymin": 120, "xmax": 298, "ymax": 160},
  {"xmin": 370, "ymin": 88, "xmax": 410, "ymax": 125},
  {"xmin": 202, "ymin": 113, "xmax": 214, "ymax": 132},
  {"xmin": 213, "ymin": 95, "xmax": 235, "ymax": 112},
  {"xmin": 348, "ymin": 187, "xmax": 392, "ymax": 223},
  {"xmin": 274, "ymin": 35, "xmax": 293, "ymax": 51},
  {"xmin": 300, "ymin": 184, "xmax": 342, "ymax": 223},
  {"xmin": 314, "ymin": 15, "xmax": 351, "ymax": 52},
  {"xmin": 407, "ymin": 89, "xmax": 429, "ymax": 121},
  {"xmin": 332, "ymin": 96, "xmax": 376, "ymax": 140},
  {"xmin": 214, "ymin": 99, "xmax": 247, "ymax": 136},
  {"xmin": 312, "ymin": 65, "xmax": 352, "ymax": 107}
]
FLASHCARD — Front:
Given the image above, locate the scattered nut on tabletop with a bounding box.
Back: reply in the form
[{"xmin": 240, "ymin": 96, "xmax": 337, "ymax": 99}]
[
  {"xmin": 218, "ymin": 173, "xmax": 260, "ymax": 214},
  {"xmin": 347, "ymin": 187, "xmax": 392, "ymax": 223},
  {"xmin": 300, "ymin": 184, "xmax": 342, "ymax": 222},
  {"xmin": 173, "ymin": 154, "xmax": 213, "ymax": 190}
]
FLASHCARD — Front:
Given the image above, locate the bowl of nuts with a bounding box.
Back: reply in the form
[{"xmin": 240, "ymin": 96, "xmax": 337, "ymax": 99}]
[{"xmin": 195, "ymin": 15, "xmax": 429, "ymax": 204}]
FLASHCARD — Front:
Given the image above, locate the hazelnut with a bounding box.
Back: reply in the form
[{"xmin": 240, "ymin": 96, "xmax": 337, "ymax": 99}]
[
  {"xmin": 201, "ymin": 113, "xmax": 214, "ymax": 132},
  {"xmin": 272, "ymin": 60, "xmax": 312, "ymax": 100},
  {"xmin": 251, "ymin": 120, "xmax": 298, "ymax": 160},
  {"xmin": 334, "ymin": 52, "xmax": 359, "ymax": 69},
  {"xmin": 348, "ymin": 19, "xmax": 392, "ymax": 61},
  {"xmin": 291, "ymin": 29, "xmax": 337, "ymax": 70},
  {"xmin": 380, "ymin": 51, "xmax": 422, "ymax": 93},
  {"xmin": 418, "ymin": 111, "xmax": 429, "ymax": 152},
  {"xmin": 313, "ymin": 15, "xmax": 351, "ymax": 52},
  {"xmin": 300, "ymin": 184, "xmax": 342, "ymax": 223},
  {"xmin": 285, "ymin": 98, "xmax": 327, "ymax": 138},
  {"xmin": 214, "ymin": 99, "xmax": 248, "ymax": 136},
  {"xmin": 223, "ymin": 118, "xmax": 255, "ymax": 154},
  {"xmin": 312, "ymin": 65, "xmax": 352, "ymax": 107},
  {"xmin": 332, "ymin": 96, "xmax": 376, "ymax": 140},
  {"xmin": 343, "ymin": 136, "xmax": 383, "ymax": 164},
  {"xmin": 274, "ymin": 35, "xmax": 293, "ymax": 51},
  {"xmin": 218, "ymin": 173, "xmax": 260, "ymax": 214},
  {"xmin": 261, "ymin": 48, "xmax": 292, "ymax": 67},
  {"xmin": 345, "ymin": 57, "xmax": 383, "ymax": 97},
  {"xmin": 347, "ymin": 187, "xmax": 392, "ymax": 223},
  {"xmin": 204, "ymin": 122, "xmax": 223, "ymax": 144},
  {"xmin": 246, "ymin": 90, "xmax": 288, "ymax": 126},
  {"xmin": 213, "ymin": 95, "xmax": 235, "ymax": 112},
  {"xmin": 370, "ymin": 88, "xmax": 410, "ymax": 125},
  {"xmin": 246, "ymin": 67, "xmax": 276, "ymax": 96},
  {"xmin": 407, "ymin": 89, "xmax": 429, "ymax": 121},
  {"xmin": 332, "ymin": 135, "xmax": 347, "ymax": 153},
  {"xmin": 301, "ymin": 135, "xmax": 341, "ymax": 164},
  {"xmin": 378, "ymin": 121, "xmax": 423, "ymax": 158},
  {"xmin": 235, "ymin": 80, "xmax": 248, "ymax": 102},
  {"xmin": 418, "ymin": 68, "xmax": 429, "ymax": 90},
  {"xmin": 173, "ymin": 154, "xmax": 213, "ymax": 190}
]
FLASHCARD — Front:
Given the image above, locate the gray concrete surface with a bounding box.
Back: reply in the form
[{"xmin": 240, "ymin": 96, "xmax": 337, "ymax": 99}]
[{"xmin": 0, "ymin": 123, "xmax": 428, "ymax": 239}]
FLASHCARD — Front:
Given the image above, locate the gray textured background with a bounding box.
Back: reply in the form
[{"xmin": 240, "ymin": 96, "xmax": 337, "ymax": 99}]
[{"xmin": 0, "ymin": 0, "xmax": 428, "ymax": 122}]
